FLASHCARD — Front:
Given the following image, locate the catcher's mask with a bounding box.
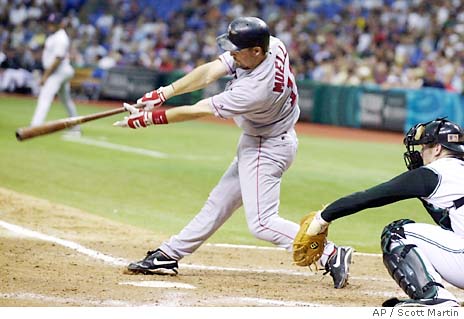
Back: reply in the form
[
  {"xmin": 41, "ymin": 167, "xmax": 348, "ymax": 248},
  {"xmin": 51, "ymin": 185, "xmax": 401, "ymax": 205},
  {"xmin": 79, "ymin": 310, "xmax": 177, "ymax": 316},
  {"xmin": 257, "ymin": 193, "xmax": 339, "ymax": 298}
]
[{"xmin": 403, "ymin": 118, "xmax": 464, "ymax": 170}]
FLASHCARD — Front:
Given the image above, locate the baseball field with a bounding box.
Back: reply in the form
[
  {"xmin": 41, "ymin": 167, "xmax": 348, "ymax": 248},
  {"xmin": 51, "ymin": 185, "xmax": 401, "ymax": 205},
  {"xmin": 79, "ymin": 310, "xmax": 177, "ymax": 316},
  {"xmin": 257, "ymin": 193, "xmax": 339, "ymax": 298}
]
[{"xmin": 1, "ymin": 94, "xmax": 463, "ymax": 307}]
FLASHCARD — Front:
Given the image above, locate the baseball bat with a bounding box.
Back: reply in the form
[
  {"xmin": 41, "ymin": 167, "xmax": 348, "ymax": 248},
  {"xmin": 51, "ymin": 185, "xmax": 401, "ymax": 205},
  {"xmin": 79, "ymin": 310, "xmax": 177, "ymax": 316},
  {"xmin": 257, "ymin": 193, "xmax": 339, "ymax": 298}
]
[{"xmin": 16, "ymin": 104, "xmax": 138, "ymax": 141}]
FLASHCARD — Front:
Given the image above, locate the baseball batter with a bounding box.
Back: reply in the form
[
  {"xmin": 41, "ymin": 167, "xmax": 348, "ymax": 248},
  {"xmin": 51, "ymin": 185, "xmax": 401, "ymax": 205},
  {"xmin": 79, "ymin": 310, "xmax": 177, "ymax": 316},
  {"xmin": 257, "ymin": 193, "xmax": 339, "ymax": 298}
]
[
  {"xmin": 115, "ymin": 17, "xmax": 352, "ymax": 288},
  {"xmin": 306, "ymin": 118, "xmax": 464, "ymax": 307},
  {"xmin": 30, "ymin": 13, "xmax": 80, "ymax": 136}
]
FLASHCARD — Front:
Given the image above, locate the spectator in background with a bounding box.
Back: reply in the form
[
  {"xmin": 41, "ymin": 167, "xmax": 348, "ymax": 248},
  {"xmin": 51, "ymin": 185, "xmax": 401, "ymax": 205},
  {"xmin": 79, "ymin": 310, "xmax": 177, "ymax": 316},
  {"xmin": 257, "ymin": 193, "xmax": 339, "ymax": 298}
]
[
  {"xmin": 422, "ymin": 61, "xmax": 445, "ymax": 89},
  {"xmin": 9, "ymin": 3, "xmax": 28, "ymax": 26},
  {"xmin": 154, "ymin": 48, "xmax": 175, "ymax": 72},
  {"xmin": 442, "ymin": 63, "xmax": 460, "ymax": 92},
  {"xmin": 84, "ymin": 38, "xmax": 108, "ymax": 67},
  {"xmin": 0, "ymin": 45, "xmax": 37, "ymax": 94},
  {"xmin": 2, "ymin": 0, "xmax": 464, "ymax": 95},
  {"xmin": 97, "ymin": 50, "xmax": 122, "ymax": 71}
]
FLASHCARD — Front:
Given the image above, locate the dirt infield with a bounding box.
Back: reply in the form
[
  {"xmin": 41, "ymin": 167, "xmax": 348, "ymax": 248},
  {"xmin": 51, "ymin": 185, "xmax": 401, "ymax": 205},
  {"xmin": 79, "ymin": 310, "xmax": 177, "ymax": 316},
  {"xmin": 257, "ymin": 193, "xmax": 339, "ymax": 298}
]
[{"xmin": 1, "ymin": 187, "xmax": 463, "ymax": 307}]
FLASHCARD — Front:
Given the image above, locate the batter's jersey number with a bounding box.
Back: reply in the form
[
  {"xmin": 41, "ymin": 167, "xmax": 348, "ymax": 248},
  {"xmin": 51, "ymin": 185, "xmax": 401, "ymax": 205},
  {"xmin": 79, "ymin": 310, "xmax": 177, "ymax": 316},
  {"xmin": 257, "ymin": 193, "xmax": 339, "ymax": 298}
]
[{"xmin": 273, "ymin": 45, "xmax": 296, "ymax": 107}]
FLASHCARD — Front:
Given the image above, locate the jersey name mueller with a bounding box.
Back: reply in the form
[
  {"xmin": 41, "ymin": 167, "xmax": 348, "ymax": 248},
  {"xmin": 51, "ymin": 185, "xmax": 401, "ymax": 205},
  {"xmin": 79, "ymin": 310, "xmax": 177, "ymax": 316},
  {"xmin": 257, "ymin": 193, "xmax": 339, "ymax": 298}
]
[
  {"xmin": 210, "ymin": 36, "xmax": 300, "ymax": 137},
  {"xmin": 42, "ymin": 29, "xmax": 71, "ymax": 70},
  {"xmin": 424, "ymin": 157, "xmax": 464, "ymax": 235}
]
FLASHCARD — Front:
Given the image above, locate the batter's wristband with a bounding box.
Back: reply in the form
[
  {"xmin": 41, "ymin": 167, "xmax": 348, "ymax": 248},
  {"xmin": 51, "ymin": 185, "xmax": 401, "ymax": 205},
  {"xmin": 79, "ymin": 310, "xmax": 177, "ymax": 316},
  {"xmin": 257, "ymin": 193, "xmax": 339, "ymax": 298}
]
[{"xmin": 151, "ymin": 110, "xmax": 168, "ymax": 125}]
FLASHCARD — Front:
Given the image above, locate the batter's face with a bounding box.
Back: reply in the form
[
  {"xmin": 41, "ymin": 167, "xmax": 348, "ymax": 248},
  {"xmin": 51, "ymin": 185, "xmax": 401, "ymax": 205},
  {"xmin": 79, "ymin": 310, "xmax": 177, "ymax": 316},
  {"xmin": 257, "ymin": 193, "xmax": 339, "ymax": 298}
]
[{"xmin": 230, "ymin": 47, "xmax": 266, "ymax": 70}]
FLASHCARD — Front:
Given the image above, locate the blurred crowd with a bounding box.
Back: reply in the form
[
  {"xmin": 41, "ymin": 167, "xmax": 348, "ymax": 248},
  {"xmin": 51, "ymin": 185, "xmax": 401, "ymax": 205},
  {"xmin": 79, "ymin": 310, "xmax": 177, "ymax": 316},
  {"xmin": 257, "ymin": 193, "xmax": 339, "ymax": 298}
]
[{"xmin": 2, "ymin": 0, "xmax": 464, "ymax": 95}]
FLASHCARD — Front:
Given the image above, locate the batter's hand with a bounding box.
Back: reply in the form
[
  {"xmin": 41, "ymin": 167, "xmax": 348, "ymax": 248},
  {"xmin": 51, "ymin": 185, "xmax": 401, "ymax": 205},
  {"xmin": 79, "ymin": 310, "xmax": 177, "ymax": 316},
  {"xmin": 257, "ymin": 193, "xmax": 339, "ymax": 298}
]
[
  {"xmin": 137, "ymin": 88, "xmax": 167, "ymax": 110},
  {"xmin": 113, "ymin": 103, "xmax": 154, "ymax": 129}
]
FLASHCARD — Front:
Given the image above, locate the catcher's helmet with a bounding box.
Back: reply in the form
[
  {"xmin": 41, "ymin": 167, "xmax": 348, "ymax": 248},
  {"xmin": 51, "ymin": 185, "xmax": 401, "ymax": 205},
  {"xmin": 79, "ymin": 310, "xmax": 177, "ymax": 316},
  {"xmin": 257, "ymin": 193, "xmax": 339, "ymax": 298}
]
[
  {"xmin": 403, "ymin": 118, "xmax": 464, "ymax": 170},
  {"xmin": 217, "ymin": 17, "xmax": 270, "ymax": 52}
]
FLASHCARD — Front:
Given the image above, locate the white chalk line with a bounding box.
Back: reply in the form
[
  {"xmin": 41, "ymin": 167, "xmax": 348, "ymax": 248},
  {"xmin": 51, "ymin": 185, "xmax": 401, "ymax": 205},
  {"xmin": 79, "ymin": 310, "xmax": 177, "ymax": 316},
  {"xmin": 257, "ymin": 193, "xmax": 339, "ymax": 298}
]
[
  {"xmin": 0, "ymin": 292, "xmax": 327, "ymax": 307},
  {"xmin": 62, "ymin": 135, "xmax": 222, "ymax": 161},
  {"xmin": 205, "ymin": 242, "xmax": 381, "ymax": 257},
  {"xmin": 0, "ymin": 292, "xmax": 138, "ymax": 306},
  {"xmin": 0, "ymin": 220, "xmax": 384, "ymax": 282},
  {"xmin": 1, "ymin": 291, "xmax": 199, "ymax": 307},
  {"xmin": 218, "ymin": 297, "xmax": 327, "ymax": 307},
  {"xmin": 181, "ymin": 263, "xmax": 389, "ymax": 283},
  {"xmin": 2, "ymin": 219, "xmax": 463, "ymax": 304},
  {"xmin": 119, "ymin": 281, "xmax": 196, "ymax": 289},
  {"xmin": 0, "ymin": 220, "xmax": 128, "ymax": 267}
]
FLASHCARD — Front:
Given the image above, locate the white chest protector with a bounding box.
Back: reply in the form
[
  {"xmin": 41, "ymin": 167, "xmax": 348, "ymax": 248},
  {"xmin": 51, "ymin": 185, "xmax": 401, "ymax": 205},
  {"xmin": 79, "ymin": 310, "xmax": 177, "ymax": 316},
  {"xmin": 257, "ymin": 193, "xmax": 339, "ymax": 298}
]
[{"xmin": 423, "ymin": 157, "xmax": 464, "ymax": 235}]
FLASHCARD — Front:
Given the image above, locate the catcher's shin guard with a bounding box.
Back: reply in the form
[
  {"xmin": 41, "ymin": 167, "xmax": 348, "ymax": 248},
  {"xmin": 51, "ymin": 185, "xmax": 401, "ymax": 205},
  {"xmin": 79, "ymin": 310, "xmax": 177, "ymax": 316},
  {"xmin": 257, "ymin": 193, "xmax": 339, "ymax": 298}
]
[
  {"xmin": 381, "ymin": 220, "xmax": 442, "ymax": 300},
  {"xmin": 383, "ymin": 244, "xmax": 442, "ymax": 299}
]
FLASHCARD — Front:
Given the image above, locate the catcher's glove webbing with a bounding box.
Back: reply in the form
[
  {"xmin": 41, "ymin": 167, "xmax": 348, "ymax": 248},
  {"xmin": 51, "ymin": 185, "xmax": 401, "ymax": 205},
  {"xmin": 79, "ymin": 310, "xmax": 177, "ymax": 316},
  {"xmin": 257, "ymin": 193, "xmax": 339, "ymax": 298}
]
[{"xmin": 293, "ymin": 211, "xmax": 328, "ymax": 267}]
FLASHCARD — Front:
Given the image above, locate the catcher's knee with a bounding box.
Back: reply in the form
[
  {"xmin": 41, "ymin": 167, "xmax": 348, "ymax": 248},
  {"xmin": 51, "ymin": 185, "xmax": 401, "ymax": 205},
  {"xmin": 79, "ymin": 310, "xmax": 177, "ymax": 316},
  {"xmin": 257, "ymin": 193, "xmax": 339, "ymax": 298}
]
[
  {"xmin": 380, "ymin": 219, "xmax": 415, "ymax": 253},
  {"xmin": 381, "ymin": 219, "xmax": 443, "ymax": 299}
]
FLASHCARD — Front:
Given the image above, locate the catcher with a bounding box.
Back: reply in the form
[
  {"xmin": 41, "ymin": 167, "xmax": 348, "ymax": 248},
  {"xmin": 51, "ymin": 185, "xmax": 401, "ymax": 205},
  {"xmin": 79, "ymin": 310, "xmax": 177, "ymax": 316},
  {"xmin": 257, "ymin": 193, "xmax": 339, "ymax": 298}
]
[{"xmin": 295, "ymin": 118, "xmax": 464, "ymax": 307}]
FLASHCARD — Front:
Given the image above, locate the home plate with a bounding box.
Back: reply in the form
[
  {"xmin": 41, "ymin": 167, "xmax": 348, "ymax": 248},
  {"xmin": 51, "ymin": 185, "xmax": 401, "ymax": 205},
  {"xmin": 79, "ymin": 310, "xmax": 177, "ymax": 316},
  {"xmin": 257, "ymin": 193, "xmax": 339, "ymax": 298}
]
[{"xmin": 119, "ymin": 281, "xmax": 196, "ymax": 289}]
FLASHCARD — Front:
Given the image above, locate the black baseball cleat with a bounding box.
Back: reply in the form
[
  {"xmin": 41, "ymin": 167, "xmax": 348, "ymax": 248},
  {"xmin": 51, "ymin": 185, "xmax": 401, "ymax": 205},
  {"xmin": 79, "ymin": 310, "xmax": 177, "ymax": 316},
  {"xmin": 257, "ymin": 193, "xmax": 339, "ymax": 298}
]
[
  {"xmin": 382, "ymin": 297, "xmax": 460, "ymax": 307},
  {"xmin": 324, "ymin": 246, "xmax": 353, "ymax": 289},
  {"xmin": 127, "ymin": 249, "xmax": 179, "ymax": 275}
]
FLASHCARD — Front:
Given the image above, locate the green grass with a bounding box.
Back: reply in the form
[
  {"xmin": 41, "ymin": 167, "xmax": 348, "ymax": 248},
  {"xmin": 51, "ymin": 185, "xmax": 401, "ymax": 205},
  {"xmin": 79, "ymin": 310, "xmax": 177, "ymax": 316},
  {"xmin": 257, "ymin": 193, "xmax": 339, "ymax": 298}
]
[{"xmin": 0, "ymin": 95, "xmax": 434, "ymax": 253}]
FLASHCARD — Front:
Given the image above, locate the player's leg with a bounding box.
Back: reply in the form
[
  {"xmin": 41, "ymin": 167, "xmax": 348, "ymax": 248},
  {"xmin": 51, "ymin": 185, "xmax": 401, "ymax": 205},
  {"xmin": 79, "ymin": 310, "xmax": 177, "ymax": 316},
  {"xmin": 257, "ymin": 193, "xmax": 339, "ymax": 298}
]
[
  {"xmin": 160, "ymin": 158, "xmax": 243, "ymax": 258},
  {"xmin": 58, "ymin": 75, "xmax": 81, "ymax": 135},
  {"xmin": 127, "ymin": 158, "xmax": 243, "ymax": 274},
  {"xmin": 58, "ymin": 81, "xmax": 81, "ymax": 136},
  {"xmin": 239, "ymin": 131, "xmax": 352, "ymax": 287},
  {"xmin": 381, "ymin": 219, "xmax": 460, "ymax": 307},
  {"xmin": 30, "ymin": 74, "xmax": 61, "ymax": 126},
  {"xmin": 402, "ymin": 222, "xmax": 464, "ymax": 288},
  {"xmin": 238, "ymin": 131, "xmax": 299, "ymax": 250},
  {"xmin": 58, "ymin": 81, "xmax": 79, "ymax": 117}
]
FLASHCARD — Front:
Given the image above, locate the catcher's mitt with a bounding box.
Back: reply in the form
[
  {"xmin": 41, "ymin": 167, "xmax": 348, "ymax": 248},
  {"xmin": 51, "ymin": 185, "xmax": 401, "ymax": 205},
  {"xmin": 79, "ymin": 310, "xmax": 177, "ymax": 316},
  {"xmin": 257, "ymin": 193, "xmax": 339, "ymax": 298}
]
[{"xmin": 293, "ymin": 211, "xmax": 328, "ymax": 267}]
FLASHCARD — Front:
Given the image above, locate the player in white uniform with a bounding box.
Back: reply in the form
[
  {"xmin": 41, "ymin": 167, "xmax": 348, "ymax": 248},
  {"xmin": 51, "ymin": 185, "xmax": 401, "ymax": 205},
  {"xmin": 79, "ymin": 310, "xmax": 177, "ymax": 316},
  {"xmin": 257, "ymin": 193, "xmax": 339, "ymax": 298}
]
[
  {"xmin": 115, "ymin": 17, "xmax": 353, "ymax": 288},
  {"xmin": 30, "ymin": 13, "xmax": 80, "ymax": 136},
  {"xmin": 306, "ymin": 118, "xmax": 464, "ymax": 306}
]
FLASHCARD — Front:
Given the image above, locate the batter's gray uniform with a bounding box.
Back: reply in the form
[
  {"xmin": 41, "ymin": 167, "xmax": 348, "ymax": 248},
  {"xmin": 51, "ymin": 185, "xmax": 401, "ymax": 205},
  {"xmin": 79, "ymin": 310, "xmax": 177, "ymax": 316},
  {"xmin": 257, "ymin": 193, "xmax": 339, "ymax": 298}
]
[
  {"xmin": 160, "ymin": 37, "xmax": 331, "ymax": 259},
  {"xmin": 31, "ymin": 28, "xmax": 79, "ymax": 129}
]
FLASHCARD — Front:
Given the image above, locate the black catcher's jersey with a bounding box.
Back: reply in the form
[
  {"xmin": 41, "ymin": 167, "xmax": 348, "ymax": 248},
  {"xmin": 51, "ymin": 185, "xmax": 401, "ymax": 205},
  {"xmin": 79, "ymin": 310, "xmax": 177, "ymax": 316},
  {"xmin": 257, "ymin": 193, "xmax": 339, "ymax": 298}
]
[{"xmin": 321, "ymin": 157, "xmax": 464, "ymax": 234}]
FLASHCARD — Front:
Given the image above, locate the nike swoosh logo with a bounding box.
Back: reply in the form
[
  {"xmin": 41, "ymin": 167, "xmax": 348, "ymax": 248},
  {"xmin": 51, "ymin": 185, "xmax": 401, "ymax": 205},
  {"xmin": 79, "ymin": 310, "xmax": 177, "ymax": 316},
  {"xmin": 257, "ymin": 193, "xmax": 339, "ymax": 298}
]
[
  {"xmin": 152, "ymin": 258, "xmax": 176, "ymax": 266},
  {"xmin": 333, "ymin": 250, "xmax": 342, "ymax": 268}
]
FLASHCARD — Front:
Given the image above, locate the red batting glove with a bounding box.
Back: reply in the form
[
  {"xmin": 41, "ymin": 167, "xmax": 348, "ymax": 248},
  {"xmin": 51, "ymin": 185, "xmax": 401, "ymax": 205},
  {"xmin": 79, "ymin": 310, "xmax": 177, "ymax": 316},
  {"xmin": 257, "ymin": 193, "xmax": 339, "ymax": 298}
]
[
  {"xmin": 137, "ymin": 88, "xmax": 166, "ymax": 110},
  {"xmin": 126, "ymin": 111, "xmax": 168, "ymax": 129},
  {"xmin": 113, "ymin": 103, "xmax": 168, "ymax": 128},
  {"xmin": 126, "ymin": 111, "xmax": 153, "ymax": 129}
]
